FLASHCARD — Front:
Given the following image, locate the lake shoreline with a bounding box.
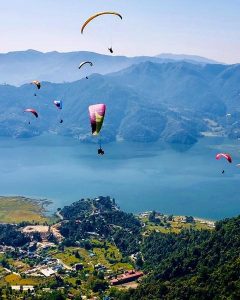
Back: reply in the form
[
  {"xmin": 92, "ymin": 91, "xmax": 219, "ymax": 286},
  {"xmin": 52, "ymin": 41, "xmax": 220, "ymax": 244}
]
[
  {"xmin": 0, "ymin": 195, "xmax": 216, "ymax": 226},
  {"xmin": 0, "ymin": 196, "xmax": 52, "ymax": 224}
]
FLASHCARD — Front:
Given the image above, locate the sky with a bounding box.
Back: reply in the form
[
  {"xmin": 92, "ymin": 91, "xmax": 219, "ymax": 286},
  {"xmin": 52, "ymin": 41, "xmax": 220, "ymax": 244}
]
[{"xmin": 0, "ymin": 0, "xmax": 240, "ymax": 63}]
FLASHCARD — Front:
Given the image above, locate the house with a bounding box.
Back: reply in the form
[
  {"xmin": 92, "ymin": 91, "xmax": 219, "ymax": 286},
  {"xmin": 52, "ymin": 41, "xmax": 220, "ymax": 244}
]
[
  {"xmin": 110, "ymin": 270, "xmax": 144, "ymax": 286},
  {"xmin": 11, "ymin": 285, "xmax": 34, "ymax": 291},
  {"xmin": 40, "ymin": 268, "xmax": 56, "ymax": 277}
]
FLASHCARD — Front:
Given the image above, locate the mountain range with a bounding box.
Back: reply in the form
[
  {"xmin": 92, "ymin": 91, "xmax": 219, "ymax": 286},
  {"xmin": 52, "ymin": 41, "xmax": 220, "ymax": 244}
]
[
  {"xmin": 0, "ymin": 50, "xmax": 240, "ymax": 145},
  {"xmin": 0, "ymin": 50, "xmax": 220, "ymax": 86}
]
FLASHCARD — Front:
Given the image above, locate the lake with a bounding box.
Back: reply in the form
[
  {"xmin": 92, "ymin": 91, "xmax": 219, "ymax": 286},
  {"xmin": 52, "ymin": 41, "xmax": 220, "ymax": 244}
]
[{"xmin": 0, "ymin": 134, "xmax": 240, "ymax": 220}]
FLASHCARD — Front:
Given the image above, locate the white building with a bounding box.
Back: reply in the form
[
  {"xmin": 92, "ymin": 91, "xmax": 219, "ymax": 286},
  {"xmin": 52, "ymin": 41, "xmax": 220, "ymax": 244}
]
[{"xmin": 40, "ymin": 267, "xmax": 56, "ymax": 277}]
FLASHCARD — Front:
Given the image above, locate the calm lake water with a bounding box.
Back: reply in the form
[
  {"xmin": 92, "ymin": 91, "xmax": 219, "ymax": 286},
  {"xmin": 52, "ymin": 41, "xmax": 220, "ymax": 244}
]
[{"xmin": 0, "ymin": 134, "xmax": 240, "ymax": 220}]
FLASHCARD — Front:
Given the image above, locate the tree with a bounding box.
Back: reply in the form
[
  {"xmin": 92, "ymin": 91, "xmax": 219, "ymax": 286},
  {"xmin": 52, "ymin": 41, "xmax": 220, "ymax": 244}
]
[
  {"xmin": 76, "ymin": 279, "xmax": 82, "ymax": 286},
  {"xmin": 74, "ymin": 251, "xmax": 81, "ymax": 259},
  {"xmin": 91, "ymin": 279, "xmax": 108, "ymax": 293},
  {"xmin": 135, "ymin": 254, "xmax": 143, "ymax": 268},
  {"xmin": 149, "ymin": 211, "xmax": 156, "ymax": 223}
]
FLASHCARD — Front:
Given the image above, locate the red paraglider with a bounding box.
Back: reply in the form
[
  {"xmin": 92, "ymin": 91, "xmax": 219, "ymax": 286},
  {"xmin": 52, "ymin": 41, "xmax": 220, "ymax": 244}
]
[
  {"xmin": 216, "ymin": 153, "xmax": 232, "ymax": 163},
  {"xmin": 24, "ymin": 108, "xmax": 38, "ymax": 118}
]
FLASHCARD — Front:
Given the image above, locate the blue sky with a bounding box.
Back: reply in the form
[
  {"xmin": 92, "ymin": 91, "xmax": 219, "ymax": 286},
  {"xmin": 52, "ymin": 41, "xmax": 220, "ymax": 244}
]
[{"xmin": 0, "ymin": 0, "xmax": 240, "ymax": 63}]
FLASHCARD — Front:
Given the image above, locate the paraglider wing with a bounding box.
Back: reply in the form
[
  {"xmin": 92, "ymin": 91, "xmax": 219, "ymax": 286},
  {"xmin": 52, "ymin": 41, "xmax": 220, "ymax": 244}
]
[
  {"xmin": 79, "ymin": 61, "xmax": 93, "ymax": 69},
  {"xmin": 89, "ymin": 104, "xmax": 106, "ymax": 135},
  {"xmin": 31, "ymin": 80, "xmax": 41, "ymax": 89},
  {"xmin": 216, "ymin": 153, "xmax": 232, "ymax": 163},
  {"xmin": 53, "ymin": 100, "xmax": 63, "ymax": 110},
  {"xmin": 81, "ymin": 12, "xmax": 122, "ymax": 34},
  {"xmin": 24, "ymin": 108, "xmax": 38, "ymax": 118}
]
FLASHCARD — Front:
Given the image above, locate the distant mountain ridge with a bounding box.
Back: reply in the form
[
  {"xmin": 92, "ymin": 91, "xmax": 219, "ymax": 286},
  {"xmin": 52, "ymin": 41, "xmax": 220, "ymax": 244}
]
[
  {"xmin": 157, "ymin": 53, "xmax": 221, "ymax": 65},
  {"xmin": 0, "ymin": 60, "xmax": 240, "ymax": 145},
  {"xmin": 0, "ymin": 50, "xmax": 222, "ymax": 86}
]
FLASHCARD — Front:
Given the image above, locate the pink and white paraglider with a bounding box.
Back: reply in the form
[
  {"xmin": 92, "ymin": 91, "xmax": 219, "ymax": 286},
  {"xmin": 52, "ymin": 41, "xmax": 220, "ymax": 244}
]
[{"xmin": 216, "ymin": 153, "xmax": 232, "ymax": 163}]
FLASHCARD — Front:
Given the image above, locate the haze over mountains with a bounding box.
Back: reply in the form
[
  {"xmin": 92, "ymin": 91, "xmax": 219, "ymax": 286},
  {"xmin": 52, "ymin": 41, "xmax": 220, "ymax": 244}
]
[
  {"xmin": 0, "ymin": 50, "xmax": 220, "ymax": 86},
  {"xmin": 0, "ymin": 50, "xmax": 239, "ymax": 145}
]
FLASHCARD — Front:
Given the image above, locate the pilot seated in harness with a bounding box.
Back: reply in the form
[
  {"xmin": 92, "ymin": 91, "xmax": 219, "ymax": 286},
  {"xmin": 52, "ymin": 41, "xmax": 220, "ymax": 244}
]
[{"xmin": 98, "ymin": 148, "xmax": 105, "ymax": 155}]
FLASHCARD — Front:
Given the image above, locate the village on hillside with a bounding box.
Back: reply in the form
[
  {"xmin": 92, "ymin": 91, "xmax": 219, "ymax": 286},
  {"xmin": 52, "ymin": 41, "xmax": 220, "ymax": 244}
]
[{"xmin": 0, "ymin": 196, "xmax": 215, "ymax": 299}]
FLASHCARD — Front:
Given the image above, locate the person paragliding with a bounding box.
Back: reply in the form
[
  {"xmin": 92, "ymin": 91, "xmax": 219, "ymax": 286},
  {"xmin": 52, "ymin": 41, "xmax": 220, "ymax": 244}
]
[
  {"xmin": 216, "ymin": 153, "xmax": 232, "ymax": 174},
  {"xmin": 81, "ymin": 12, "xmax": 122, "ymax": 54},
  {"xmin": 53, "ymin": 100, "xmax": 62, "ymax": 110},
  {"xmin": 53, "ymin": 100, "xmax": 63, "ymax": 123},
  {"xmin": 31, "ymin": 80, "xmax": 41, "ymax": 90},
  {"xmin": 31, "ymin": 80, "xmax": 41, "ymax": 96},
  {"xmin": 88, "ymin": 104, "xmax": 106, "ymax": 155},
  {"xmin": 24, "ymin": 108, "xmax": 38, "ymax": 124},
  {"xmin": 108, "ymin": 47, "xmax": 113, "ymax": 54},
  {"xmin": 79, "ymin": 61, "xmax": 93, "ymax": 79}
]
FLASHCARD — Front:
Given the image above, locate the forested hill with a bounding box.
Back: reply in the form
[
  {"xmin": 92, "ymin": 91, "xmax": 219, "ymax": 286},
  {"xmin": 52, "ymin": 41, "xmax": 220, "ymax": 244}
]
[
  {"xmin": 115, "ymin": 216, "xmax": 240, "ymax": 300},
  {"xmin": 58, "ymin": 197, "xmax": 240, "ymax": 299},
  {"xmin": 1, "ymin": 61, "xmax": 240, "ymax": 145},
  {"xmin": 59, "ymin": 196, "xmax": 142, "ymax": 256}
]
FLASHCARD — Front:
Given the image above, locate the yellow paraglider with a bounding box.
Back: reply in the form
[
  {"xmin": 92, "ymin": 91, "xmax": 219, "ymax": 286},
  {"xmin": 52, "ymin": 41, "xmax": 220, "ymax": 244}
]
[{"xmin": 81, "ymin": 12, "xmax": 122, "ymax": 34}]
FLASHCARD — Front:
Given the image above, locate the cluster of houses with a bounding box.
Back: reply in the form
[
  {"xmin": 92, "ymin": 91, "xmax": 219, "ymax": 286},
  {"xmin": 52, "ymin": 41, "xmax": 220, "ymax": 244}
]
[{"xmin": 139, "ymin": 211, "xmax": 215, "ymax": 229}]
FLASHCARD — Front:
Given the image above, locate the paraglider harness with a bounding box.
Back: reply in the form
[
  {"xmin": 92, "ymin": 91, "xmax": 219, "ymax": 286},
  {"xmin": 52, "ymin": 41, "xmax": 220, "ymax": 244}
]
[
  {"xmin": 98, "ymin": 148, "xmax": 105, "ymax": 155},
  {"xmin": 98, "ymin": 138, "xmax": 104, "ymax": 155},
  {"xmin": 108, "ymin": 47, "xmax": 113, "ymax": 54}
]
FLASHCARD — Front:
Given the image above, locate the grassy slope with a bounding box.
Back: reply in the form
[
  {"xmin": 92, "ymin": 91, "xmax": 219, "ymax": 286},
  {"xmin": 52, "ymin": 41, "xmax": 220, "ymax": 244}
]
[{"xmin": 0, "ymin": 196, "xmax": 49, "ymax": 224}]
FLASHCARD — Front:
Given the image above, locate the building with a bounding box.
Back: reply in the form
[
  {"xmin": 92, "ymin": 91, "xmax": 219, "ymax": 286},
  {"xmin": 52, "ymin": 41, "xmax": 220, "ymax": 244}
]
[
  {"xmin": 110, "ymin": 270, "xmax": 144, "ymax": 286},
  {"xmin": 11, "ymin": 285, "xmax": 34, "ymax": 291},
  {"xmin": 40, "ymin": 267, "xmax": 56, "ymax": 277}
]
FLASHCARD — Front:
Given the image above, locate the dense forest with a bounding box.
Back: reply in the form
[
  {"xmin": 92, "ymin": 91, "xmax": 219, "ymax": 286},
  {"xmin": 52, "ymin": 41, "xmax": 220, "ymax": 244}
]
[
  {"xmin": 114, "ymin": 216, "xmax": 240, "ymax": 300},
  {"xmin": 0, "ymin": 224, "xmax": 29, "ymax": 247}
]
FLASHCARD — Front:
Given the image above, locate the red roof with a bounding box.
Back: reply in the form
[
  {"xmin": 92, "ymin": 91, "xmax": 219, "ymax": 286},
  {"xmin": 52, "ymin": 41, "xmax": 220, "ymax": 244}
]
[{"xmin": 110, "ymin": 270, "xmax": 143, "ymax": 285}]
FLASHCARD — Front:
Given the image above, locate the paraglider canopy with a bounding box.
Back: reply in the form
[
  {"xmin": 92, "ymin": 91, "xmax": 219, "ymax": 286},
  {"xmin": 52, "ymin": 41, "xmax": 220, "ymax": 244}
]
[
  {"xmin": 81, "ymin": 12, "xmax": 122, "ymax": 34},
  {"xmin": 216, "ymin": 153, "xmax": 232, "ymax": 163},
  {"xmin": 24, "ymin": 108, "xmax": 38, "ymax": 118},
  {"xmin": 89, "ymin": 104, "xmax": 106, "ymax": 135},
  {"xmin": 53, "ymin": 100, "xmax": 63, "ymax": 110},
  {"xmin": 31, "ymin": 80, "xmax": 41, "ymax": 90},
  {"xmin": 79, "ymin": 61, "xmax": 93, "ymax": 69}
]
